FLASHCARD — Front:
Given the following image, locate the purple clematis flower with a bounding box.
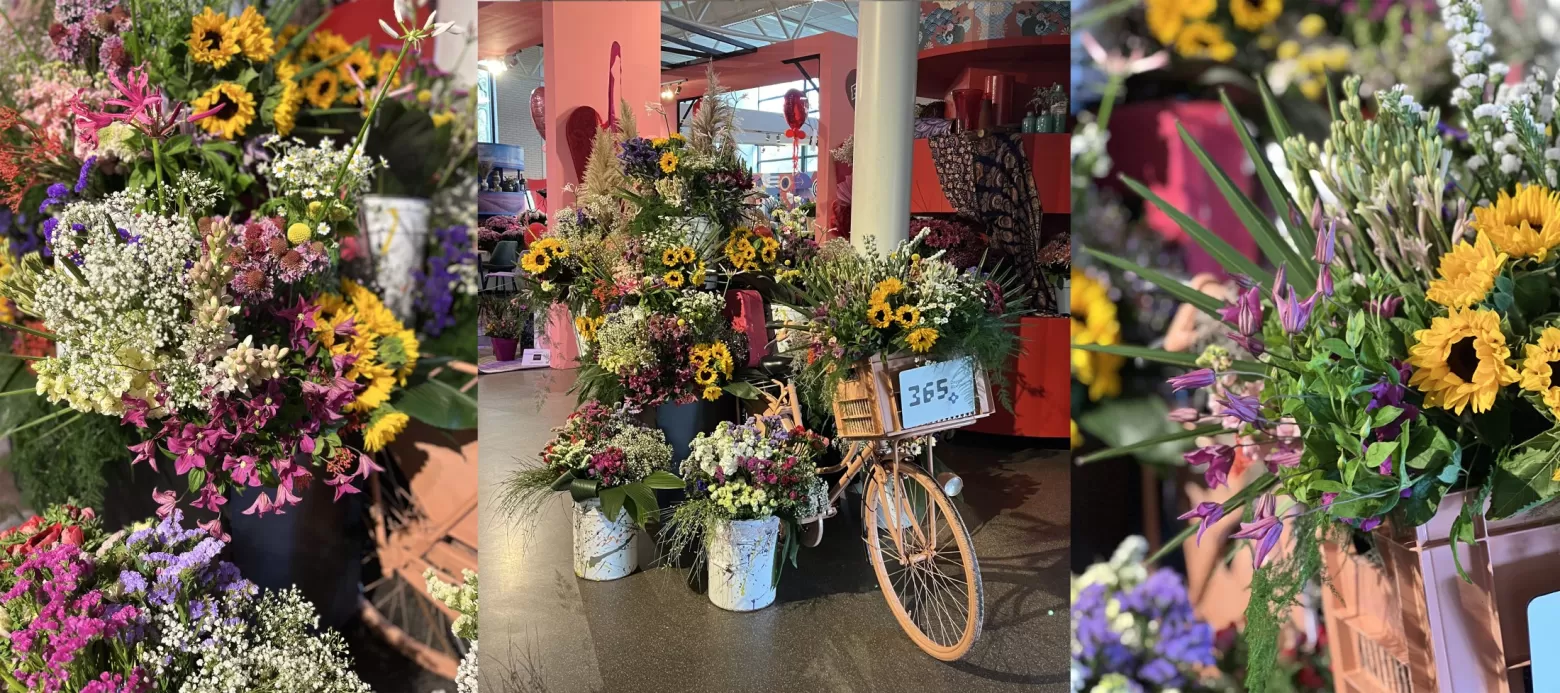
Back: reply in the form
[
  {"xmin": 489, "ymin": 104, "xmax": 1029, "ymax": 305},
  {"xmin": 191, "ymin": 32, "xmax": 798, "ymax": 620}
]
[
  {"xmin": 1227, "ymin": 332, "xmax": 1265, "ymax": 356},
  {"xmin": 1185, "ymin": 444, "xmax": 1235, "ymax": 488},
  {"xmin": 1273, "ymin": 273, "xmax": 1317, "ymax": 334},
  {"xmin": 1368, "ymin": 295, "xmax": 1403, "ymax": 318},
  {"xmin": 1231, "ymin": 493, "xmax": 1284, "ymax": 569},
  {"xmin": 1215, "ymin": 388, "xmax": 1265, "ymax": 425},
  {"xmin": 1315, "ymin": 219, "xmax": 1336, "ymax": 264},
  {"xmin": 1318, "ymin": 268, "xmax": 1334, "ymax": 297},
  {"xmin": 1168, "ymin": 368, "xmax": 1216, "ymax": 392},
  {"xmin": 1178, "ymin": 502, "xmax": 1225, "ymax": 545},
  {"xmin": 1217, "ymin": 286, "xmax": 1263, "ymax": 335}
]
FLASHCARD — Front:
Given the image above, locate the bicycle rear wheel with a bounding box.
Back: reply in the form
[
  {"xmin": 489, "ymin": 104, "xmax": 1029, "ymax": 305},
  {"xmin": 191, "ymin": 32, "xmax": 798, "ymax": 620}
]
[{"xmin": 864, "ymin": 460, "xmax": 984, "ymax": 661}]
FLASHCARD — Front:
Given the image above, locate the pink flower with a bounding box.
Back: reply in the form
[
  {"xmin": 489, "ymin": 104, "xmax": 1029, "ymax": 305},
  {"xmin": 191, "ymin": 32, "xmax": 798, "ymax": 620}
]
[
  {"xmin": 242, "ymin": 491, "xmax": 276, "ymax": 516},
  {"xmin": 152, "ymin": 488, "xmax": 178, "ymax": 518}
]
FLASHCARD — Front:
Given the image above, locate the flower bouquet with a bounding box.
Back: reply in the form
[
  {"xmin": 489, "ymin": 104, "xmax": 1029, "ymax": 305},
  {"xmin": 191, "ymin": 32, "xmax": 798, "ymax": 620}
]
[
  {"xmin": 424, "ymin": 568, "xmax": 478, "ymax": 693},
  {"xmin": 1076, "ymin": 0, "xmax": 1560, "ymax": 684},
  {"xmin": 663, "ymin": 415, "xmax": 830, "ymax": 611},
  {"xmin": 480, "ymin": 291, "xmax": 527, "ymax": 361},
  {"xmin": 499, "ymin": 401, "xmax": 683, "ymax": 580},
  {"xmin": 0, "ymin": 3, "xmax": 460, "ymax": 519},
  {"xmin": 1072, "ymin": 536, "xmax": 1219, "ymax": 693},
  {"xmin": 0, "ymin": 505, "xmax": 371, "ymax": 691}
]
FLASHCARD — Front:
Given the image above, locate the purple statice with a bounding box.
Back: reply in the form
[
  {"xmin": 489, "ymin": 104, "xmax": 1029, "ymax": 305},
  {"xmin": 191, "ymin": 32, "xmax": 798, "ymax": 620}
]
[
  {"xmin": 1072, "ymin": 539, "xmax": 1216, "ymax": 692},
  {"xmin": 414, "ymin": 225, "xmax": 476, "ymax": 336},
  {"xmin": 618, "ymin": 137, "xmax": 660, "ymax": 177},
  {"xmin": 39, "ymin": 182, "xmax": 69, "ymax": 213},
  {"xmin": 75, "ymin": 156, "xmax": 97, "ymax": 193}
]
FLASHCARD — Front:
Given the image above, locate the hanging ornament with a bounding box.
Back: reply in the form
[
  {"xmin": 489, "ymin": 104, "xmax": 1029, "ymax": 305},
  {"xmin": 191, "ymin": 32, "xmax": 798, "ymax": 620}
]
[{"xmin": 782, "ymin": 89, "xmax": 809, "ymax": 192}]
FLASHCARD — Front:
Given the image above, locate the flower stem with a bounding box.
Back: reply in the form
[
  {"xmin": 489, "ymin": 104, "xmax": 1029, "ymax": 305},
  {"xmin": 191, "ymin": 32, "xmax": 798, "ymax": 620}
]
[
  {"xmin": 1095, "ymin": 73, "xmax": 1126, "ymax": 131},
  {"xmin": 151, "ymin": 136, "xmax": 167, "ymax": 210},
  {"xmin": 333, "ymin": 41, "xmax": 412, "ymax": 198}
]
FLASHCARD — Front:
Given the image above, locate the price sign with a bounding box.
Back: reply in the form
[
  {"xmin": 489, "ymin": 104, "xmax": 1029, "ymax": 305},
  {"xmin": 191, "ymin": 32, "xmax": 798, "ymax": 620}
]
[
  {"xmin": 898, "ymin": 357, "xmax": 977, "ymax": 429},
  {"xmin": 1532, "ymin": 592, "xmax": 1560, "ymax": 691}
]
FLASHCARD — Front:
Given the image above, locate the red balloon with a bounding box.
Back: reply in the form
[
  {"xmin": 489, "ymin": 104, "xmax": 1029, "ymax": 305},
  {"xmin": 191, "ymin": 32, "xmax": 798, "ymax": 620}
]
[
  {"xmin": 783, "ymin": 89, "xmax": 808, "ymax": 139},
  {"xmin": 530, "ymin": 86, "xmax": 546, "ymax": 141}
]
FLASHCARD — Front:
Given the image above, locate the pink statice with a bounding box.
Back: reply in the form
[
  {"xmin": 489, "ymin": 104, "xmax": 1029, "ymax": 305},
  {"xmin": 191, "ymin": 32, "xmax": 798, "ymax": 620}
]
[
  {"xmin": 2, "ymin": 543, "xmax": 140, "ymax": 693},
  {"xmin": 47, "ymin": 0, "xmax": 128, "ymax": 65},
  {"xmin": 227, "ymin": 217, "xmax": 330, "ymax": 301},
  {"xmin": 12, "ymin": 64, "xmax": 112, "ymax": 160}
]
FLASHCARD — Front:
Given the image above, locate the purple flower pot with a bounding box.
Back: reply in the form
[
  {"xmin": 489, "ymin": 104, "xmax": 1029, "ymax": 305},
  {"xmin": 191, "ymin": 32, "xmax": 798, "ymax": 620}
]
[{"xmin": 492, "ymin": 336, "xmax": 519, "ymax": 362}]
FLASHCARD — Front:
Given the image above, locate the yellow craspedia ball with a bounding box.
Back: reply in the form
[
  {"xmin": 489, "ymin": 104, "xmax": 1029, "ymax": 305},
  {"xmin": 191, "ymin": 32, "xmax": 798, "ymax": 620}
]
[
  {"xmin": 307, "ymin": 200, "xmax": 324, "ymax": 218},
  {"xmin": 417, "ymin": 89, "xmax": 432, "ymax": 104},
  {"xmin": 287, "ymin": 222, "xmax": 313, "ymax": 245}
]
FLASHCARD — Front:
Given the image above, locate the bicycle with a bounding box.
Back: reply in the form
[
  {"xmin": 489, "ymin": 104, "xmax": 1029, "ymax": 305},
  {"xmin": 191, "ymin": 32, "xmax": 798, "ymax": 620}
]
[{"xmin": 755, "ymin": 355, "xmax": 988, "ymax": 662}]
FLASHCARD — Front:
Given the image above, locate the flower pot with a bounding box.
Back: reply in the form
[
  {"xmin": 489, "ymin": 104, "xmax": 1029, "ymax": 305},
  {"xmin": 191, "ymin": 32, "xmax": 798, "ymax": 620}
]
[
  {"xmin": 707, "ymin": 515, "xmax": 781, "ymax": 612},
  {"xmin": 491, "ymin": 336, "xmax": 519, "ymax": 362},
  {"xmin": 571, "ymin": 498, "xmax": 638, "ymax": 581},
  {"xmin": 360, "ymin": 195, "xmax": 431, "ymax": 322},
  {"xmin": 224, "ymin": 481, "xmax": 365, "ymax": 628},
  {"xmin": 1037, "ymin": 113, "xmax": 1056, "ymax": 133},
  {"xmin": 1320, "ymin": 490, "xmax": 1560, "ymax": 692}
]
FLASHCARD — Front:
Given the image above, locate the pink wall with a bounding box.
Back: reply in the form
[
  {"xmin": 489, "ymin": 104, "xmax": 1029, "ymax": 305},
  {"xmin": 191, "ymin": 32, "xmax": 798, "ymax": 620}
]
[
  {"xmin": 661, "ymin": 32, "xmax": 857, "ymax": 234},
  {"xmin": 541, "ymin": 0, "xmax": 665, "ymax": 224}
]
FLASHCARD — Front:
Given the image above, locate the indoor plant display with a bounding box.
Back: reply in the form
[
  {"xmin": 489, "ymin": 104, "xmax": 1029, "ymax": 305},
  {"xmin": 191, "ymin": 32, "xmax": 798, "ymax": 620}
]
[
  {"xmin": 500, "ymin": 401, "xmax": 683, "ymax": 581},
  {"xmin": 664, "ymin": 415, "xmax": 831, "ymax": 611},
  {"xmin": 0, "ymin": 505, "xmax": 372, "ymax": 690},
  {"xmin": 481, "ymin": 291, "xmax": 526, "ymax": 362},
  {"xmin": 1074, "ymin": 0, "xmax": 1560, "ymax": 685}
]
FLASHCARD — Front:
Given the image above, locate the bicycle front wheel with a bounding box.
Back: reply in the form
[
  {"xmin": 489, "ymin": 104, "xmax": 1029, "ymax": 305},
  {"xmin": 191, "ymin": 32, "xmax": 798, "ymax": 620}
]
[{"xmin": 864, "ymin": 461, "xmax": 984, "ymax": 661}]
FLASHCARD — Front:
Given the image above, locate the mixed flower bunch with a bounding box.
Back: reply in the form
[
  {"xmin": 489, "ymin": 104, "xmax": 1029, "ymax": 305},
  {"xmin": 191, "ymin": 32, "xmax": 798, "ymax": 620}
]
[
  {"xmin": 617, "ymin": 130, "xmax": 755, "ymax": 232},
  {"xmin": 424, "ymin": 568, "xmax": 478, "ymax": 693},
  {"xmin": 1077, "ymin": 0, "xmax": 1560, "ymax": 684},
  {"xmin": 500, "ymin": 400, "xmax": 683, "ymax": 528},
  {"xmin": 779, "ymin": 233, "xmax": 1025, "ymax": 412},
  {"xmin": 477, "ymin": 213, "xmax": 538, "ymax": 251},
  {"xmin": 0, "ymin": 506, "xmax": 371, "ymax": 692},
  {"xmin": 479, "ymin": 292, "xmax": 526, "ymax": 341},
  {"xmin": 1071, "ymin": 536, "xmax": 1219, "ymax": 693},
  {"xmin": 584, "ymin": 290, "xmax": 749, "ymax": 406}
]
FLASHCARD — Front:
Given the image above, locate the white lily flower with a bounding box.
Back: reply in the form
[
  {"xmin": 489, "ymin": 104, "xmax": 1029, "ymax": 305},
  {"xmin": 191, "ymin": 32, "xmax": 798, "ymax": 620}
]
[{"xmin": 379, "ymin": 19, "xmax": 400, "ymax": 39}]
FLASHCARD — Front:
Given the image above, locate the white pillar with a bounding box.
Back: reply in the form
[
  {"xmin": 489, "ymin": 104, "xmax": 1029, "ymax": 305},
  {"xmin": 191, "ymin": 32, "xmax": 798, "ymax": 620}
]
[{"xmin": 849, "ymin": 0, "xmax": 918, "ymax": 257}]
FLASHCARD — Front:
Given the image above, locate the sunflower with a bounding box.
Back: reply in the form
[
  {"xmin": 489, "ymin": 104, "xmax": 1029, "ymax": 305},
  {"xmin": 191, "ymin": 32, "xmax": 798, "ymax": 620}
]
[
  {"xmin": 708, "ymin": 342, "xmax": 733, "ymax": 375},
  {"xmin": 895, "ymin": 305, "xmax": 921, "ymax": 327},
  {"xmin": 1471, "ymin": 184, "xmax": 1560, "ymax": 260},
  {"xmin": 304, "ymin": 70, "xmax": 341, "ymax": 109},
  {"xmin": 1229, "ymin": 0, "xmax": 1283, "ymax": 31},
  {"xmin": 660, "ymin": 248, "xmax": 680, "ymax": 265},
  {"xmin": 1426, "ymin": 234, "xmax": 1506, "ymax": 309},
  {"xmin": 337, "ymin": 48, "xmax": 377, "ymax": 104},
  {"xmin": 872, "ymin": 277, "xmax": 905, "ymax": 301},
  {"xmin": 651, "ymin": 137, "xmax": 669, "ymax": 148},
  {"xmin": 1408, "ymin": 307, "xmax": 1520, "ymax": 414},
  {"xmin": 1519, "ymin": 326, "xmax": 1560, "ymax": 418},
  {"xmin": 679, "ymin": 246, "xmax": 697, "ymax": 264},
  {"xmin": 1071, "ymin": 270, "xmax": 1125, "ymax": 402},
  {"xmin": 694, "ymin": 366, "xmax": 718, "ymax": 385},
  {"xmin": 1175, "ymin": 22, "xmax": 1236, "ymax": 62},
  {"xmin": 520, "ymin": 248, "xmax": 551, "ymax": 274},
  {"xmin": 867, "ymin": 302, "xmax": 894, "ymax": 328},
  {"xmin": 1180, "ymin": 0, "xmax": 1216, "ymax": 18},
  {"xmin": 690, "ymin": 263, "xmax": 707, "ymax": 286},
  {"xmin": 273, "ymin": 63, "xmax": 304, "ymax": 136},
  {"xmin": 302, "ymin": 30, "xmax": 350, "ymax": 69},
  {"xmin": 906, "ymin": 328, "xmax": 939, "ymax": 353},
  {"xmin": 690, "ymin": 348, "xmax": 710, "ymax": 368},
  {"xmin": 664, "ymin": 270, "xmax": 686, "ymax": 288},
  {"xmin": 189, "ymin": 8, "xmax": 240, "ymax": 68},
  {"xmin": 1144, "ymin": 0, "xmax": 1185, "ymax": 44},
  {"xmin": 575, "ymin": 315, "xmax": 602, "ymax": 342},
  {"xmin": 364, "ymin": 407, "xmax": 410, "ymax": 453},
  {"xmin": 659, "ymin": 152, "xmax": 679, "ymax": 173},
  {"xmin": 759, "ymin": 237, "xmax": 779, "ymax": 264},
  {"xmin": 702, "ymin": 385, "xmax": 723, "ymax": 401},
  {"xmin": 190, "ymin": 82, "xmax": 257, "ymax": 140},
  {"xmin": 233, "ymin": 6, "xmax": 275, "ymax": 62}
]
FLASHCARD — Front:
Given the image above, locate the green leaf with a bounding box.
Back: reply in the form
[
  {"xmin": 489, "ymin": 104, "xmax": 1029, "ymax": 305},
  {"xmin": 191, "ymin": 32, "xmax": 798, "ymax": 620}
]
[
  {"xmin": 187, "ymin": 468, "xmax": 206, "ymax": 493},
  {"xmin": 1176, "ymin": 121, "xmax": 1315, "ymax": 294},
  {"xmin": 1072, "ymin": 343, "xmax": 1195, "ymax": 367},
  {"xmin": 549, "ymin": 471, "xmax": 576, "ymax": 492},
  {"xmin": 568, "ymin": 477, "xmax": 600, "ymax": 503},
  {"xmin": 1488, "ymin": 430, "xmax": 1560, "ymax": 520},
  {"xmin": 394, "ymin": 379, "xmax": 478, "ymax": 430},
  {"xmin": 1371, "ymin": 406, "xmax": 1405, "ymax": 428},
  {"xmin": 1318, "ymin": 338, "xmax": 1353, "ymax": 360},
  {"xmin": 162, "ymin": 135, "xmax": 192, "ymax": 156},
  {"xmin": 599, "ymin": 485, "xmax": 627, "ymax": 523},
  {"xmin": 1515, "ymin": 273, "xmax": 1551, "ymax": 316},
  {"xmin": 1077, "ymin": 397, "xmax": 1209, "ymax": 467},
  {"xmin": 642, "ymin": 470, "xmax": 687, "ymax": 490},
  {"xmin": 622, "ymin": 483, "xmax": 659, "ymax": 526},
  {"xmin": 1083, "ymin": 247, "xmax": 1225, "ymax": 318},
  {"xmin": 722, "ymin": 381, "xmax": 762, "ymax": 400},
  {"xmin": 1346, "ymin": 311, "xmax": 1366, "ymax": 350},
  {"xmin": 1217, "ymin": 89, "xmax": 1307, "ymax": 260},
  {"xmin": 1365, "ymin": 441, "xmax": 1399, "ymax": 470},
  {"xmin": 1120, "ymin": 175, "xmax": 1271, "ymax": 287}
]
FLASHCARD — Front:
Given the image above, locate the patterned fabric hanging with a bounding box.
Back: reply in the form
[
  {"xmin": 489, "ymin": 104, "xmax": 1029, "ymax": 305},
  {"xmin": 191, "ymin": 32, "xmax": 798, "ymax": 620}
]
[{"xmin": 927, "ymin": 132, "xmax": 1050, "ymax": 311}]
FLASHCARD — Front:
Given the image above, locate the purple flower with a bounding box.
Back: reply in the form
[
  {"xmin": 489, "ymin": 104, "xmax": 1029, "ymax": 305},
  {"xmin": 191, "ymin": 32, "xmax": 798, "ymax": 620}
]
[
  {"xmin": 1230, "ymin": 493, "xmax": 1284, "ymax": 569},
  {"xmin": 1318, "ymin": 268, "xmax": 1334, "ymax": 297},
  {"xmin": 1216, "ymin": 286, "xmax": 1263, "ymax": 335},
  {"xmin": 1185, "ymin": 444, "xmax": 1235, "ymax": 488},
  {"xmin": 1368, "ymin": 295, "xmax": 1403, "ymax": 318},
  {"xmin": 1177, "ymin": 502, "xmax": 1225, "ymax": 545},
  {"xmin": 1314, "ymin": 219, "xmax": 1336, "ymax": 264},
  {"xmin": 75, "ymin": 156, "xmax": 97, "ymax": 193},
  {"xmin": 1227, "ymin": 332, "xmax": 1265, "ymax": 356},
  {"xmin": 1167, "ymin": 368, "xmax": 1216, "ymax": 392},
  {"xmin": 39, "ymin": 183, "xmax": 69, "ymax": 213},
  {"xmin": 414, "ymin": 225, "xmax": 476, "ymax": 336},
  {"xmin": 1215, "ymin": 388, "xmax": 1265, "ymax": 425},
  {"xmin": 1272, "ymin": 267, "xmax": 1316, "ymax": 334}
]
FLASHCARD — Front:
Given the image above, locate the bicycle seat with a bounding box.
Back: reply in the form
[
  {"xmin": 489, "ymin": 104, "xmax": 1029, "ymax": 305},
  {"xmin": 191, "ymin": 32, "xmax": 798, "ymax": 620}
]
[{"xmin": 756, "ymin": 355, "xmax": 792, "ymax": 379}]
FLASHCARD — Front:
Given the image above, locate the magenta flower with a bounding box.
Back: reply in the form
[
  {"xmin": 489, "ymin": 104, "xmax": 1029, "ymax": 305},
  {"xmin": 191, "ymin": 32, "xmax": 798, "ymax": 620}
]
[
  {"xmin": 242, "ymin": 491, "xmax": 276, "ymax": 516},
  {"xmin": 1272, "ymin": 266, "xmax": 1316, "ymax": 334},
  {"xmin": 1168, "ymin": 368, "xmax": 1216, "ymax": 392},
  {"xmin": 1318, "ymin": 268, "xmax": 1334, "ymax": 297},
  {"xmin": 1214, "ymin": 388, "xmax": 1265, "ymax": 425},
  {"xmin": 1178, "ymin": 501, "xmax": 1225, "ymax": 545},
  {"xmin": 1368, "ymin": 295, "xmax": 1403, "ymax": 318},
  {"xmin": 326, "ymin": 473, "xmax": 361, "ymax": 502},
  {"xmin": 1314, "ymin": 219, "xmax": 1336, "ymax": 264},
  {"xmin": 152, "ymin": 488, "xmax": 177, "ymax": 518},
  {"xmin": 1185, "ymin": 444, "xmax": 1235, "ymax": 488},
  {"xmin": 1217, "ymin": 286, "xmax": 1263, "ymax": 335},
  {"xmin": 1226, "ymin": 332, "xmax": 1265, "ymax": 356},
  {"xmin": 1230, "ymin": 493, "xmax": 1284, "ymax": 568}
]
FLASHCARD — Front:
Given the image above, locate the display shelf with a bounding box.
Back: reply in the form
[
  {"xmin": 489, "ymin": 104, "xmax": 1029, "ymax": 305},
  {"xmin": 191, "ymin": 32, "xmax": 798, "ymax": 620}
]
[{"xmin": 915, "ymin": 36, "xmax": 1070, "ymax": 98}]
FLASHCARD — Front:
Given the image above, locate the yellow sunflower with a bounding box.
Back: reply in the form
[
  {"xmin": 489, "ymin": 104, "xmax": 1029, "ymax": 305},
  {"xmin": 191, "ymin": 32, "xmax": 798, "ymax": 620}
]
[
  {"xmin": 690, "ymin": 263, "xmax": 707, "ymax": 286},
  {"xmin": 895, "ymin": 305, "xmax": 921, "ymax": 327},
  {"xmin": 906, "ymin": 327, "xmax": 940, "ymax": 353},
  {"xmin": 273, "ymin": 63, "xmax": 304, "ymax": 136},
  {"xmin": 664, "ymin": 270, "xmax": 686, "ymax": 288},
  {"xmin": 575, "ymin": 315, "xmax": 604, "ymax": 342},
  {"xmin": 1071, "ymin": 270, "xmax": 1125, "ymax": 402},
  {"xmin": 651, "ymin": 137, "xmax": 669, "ymax": 148},
  {"xmin": 872, "ymin": 277, "xmax": 905, "ymax": 301},
  {"xmin": 372, "ymin": 51, "xmax": 403, "ymax": 91},
  {"xmin": 1175, "ymin": 22, "xmax": 1237, "ymax": 62},
  {"xmin": 1070, "ymin": 420, "xmax": 1083, "ymax": 449},
  {"xmin": 659, "ymin": 151, "xmax": 679, "ymax": 173},
  {"xmin": 233, "ymin": 6, "xmax": 275, "ymax": 62},
  {"xmin": 1145, "ymin": 0, "xmax": 1185, "ymax": 44},
  {"xmin": 304, "ymin": 69, "xmax": 341, "ymax": 109},
  {"xmin": 679, "ymin": 246, "xmax": 697, "ymax": 264},
  {"xmin": 302, "ymin": 30, "xmax": 350, "ymax": 69},
  {"xmin": 690, "ymin": 348, "xmax": 710, "ymax": 368},
  {"xmin": 1180, "ymin": 0, "xmax": 1216, "ymax": 19},
  {"xmin": 364, "ymin": 408, "xmax": 410, "ymax": 453},
  {"xmin": 337, "ymin": 48, "xmax": 377, "ymax": 104},
  {"xmin": 694, "ymin": 366, "xmax": 718, "ymax": 385},
  {"xmin": 1519, "ymin": 326, "xmax": 1560, "ymax": 418},
  {"xmin": 1229, "ymin": 0, "xmax": 1283, "ymax": 31},
  {"xmin": 520, "ymin": 249, "xmax": 551, "ymax": 274},
  {"xmin": 1471, "ymin": 184, "xmax": 1560, "ymax": 260},
  {"xmin": 189, "ymin": 8, "xmax": 240, "ymax": 68},
  {"xmin": 661, "ymin": 248, "xmax": 680, "ymax": 265},
  {"xmin": 702, "ymin": 385, "xmax": 723, "ymax": 401},
  {"xmin": 1407, "ymin": 307, "xmax": 1520, "ymax": 414},
  {"xmin": 867, "ymin": 302, "xmax": 894, "ymax": 328},
  {"xmin": 759, "ymin": 237, "xmax": 779, "ymax": 264},
  {"xmin": 1426, "ymin": 234, "xmax": 1506, "ymax": 309},
  {"xmin": 190, "ymin": 82, "xmax": 257, "ymax": 140}
]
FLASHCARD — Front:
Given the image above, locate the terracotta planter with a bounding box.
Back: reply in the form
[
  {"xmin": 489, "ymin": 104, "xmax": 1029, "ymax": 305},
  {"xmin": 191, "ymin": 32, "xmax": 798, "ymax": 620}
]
[
  {"xmin": 491, "ymin": 336, "xmax": 518, "ymax": 362},
  {"xmin": 1321, "ymin": 490, "xmax": 1560, "ymax": 692}
]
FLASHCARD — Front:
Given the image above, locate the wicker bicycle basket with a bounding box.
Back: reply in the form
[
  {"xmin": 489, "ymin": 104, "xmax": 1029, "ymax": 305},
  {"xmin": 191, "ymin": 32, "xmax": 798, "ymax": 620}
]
[{"xmin": 831, "ymin": 353, "xmax": 993, "ymax": 439}]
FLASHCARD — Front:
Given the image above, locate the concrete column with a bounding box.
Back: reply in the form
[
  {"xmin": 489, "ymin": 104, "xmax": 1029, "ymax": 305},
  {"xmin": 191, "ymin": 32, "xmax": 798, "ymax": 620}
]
[{"xmin": 848, "ymin": 0, "xmax": 918, "ymax": 256}]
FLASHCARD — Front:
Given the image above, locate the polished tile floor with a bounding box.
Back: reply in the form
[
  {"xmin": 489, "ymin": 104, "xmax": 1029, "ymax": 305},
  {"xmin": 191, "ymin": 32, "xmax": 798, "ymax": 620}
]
[{"xmin": 478, "ymin": 368, "xmax": 1070, "ymax": 693}]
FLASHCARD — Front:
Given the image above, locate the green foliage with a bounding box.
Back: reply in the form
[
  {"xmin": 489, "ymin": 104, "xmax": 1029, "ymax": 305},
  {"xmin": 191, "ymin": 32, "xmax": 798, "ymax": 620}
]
[
  {"xmin": 0, "ymin": 386, "xmax": 138, "ymax": 510},
  {"xmin": 1077, "ymin": 396, "xmax": 1208, "ymax": 467},
  {"xmin": 1242, "ymin": 512, "xmax": 1339, "ymax": 693}
]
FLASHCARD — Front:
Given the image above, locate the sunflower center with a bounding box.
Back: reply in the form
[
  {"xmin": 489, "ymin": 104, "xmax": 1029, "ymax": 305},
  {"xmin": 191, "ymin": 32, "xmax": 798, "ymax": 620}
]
[
  {"xmin": 214, "ymin": 93, "xmax": 237, "ymax": 119},
  {"xmin": 202, "ymin": 29, "xmax": 224, "ymax": 47},
  {"xmin": 1448, "ymin": 337, "xmax": 1480, "ymax": 382},
  {"xmin": 1548, "ymin": 359, "xmax": 1560, "ymax": 390}
]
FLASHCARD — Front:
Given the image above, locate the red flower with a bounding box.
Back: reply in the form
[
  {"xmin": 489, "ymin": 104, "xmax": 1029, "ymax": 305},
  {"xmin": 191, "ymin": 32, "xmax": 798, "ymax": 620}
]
[{"xmin": 61, "ymin": 525, "xmax": 84, "ymax": 546}]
